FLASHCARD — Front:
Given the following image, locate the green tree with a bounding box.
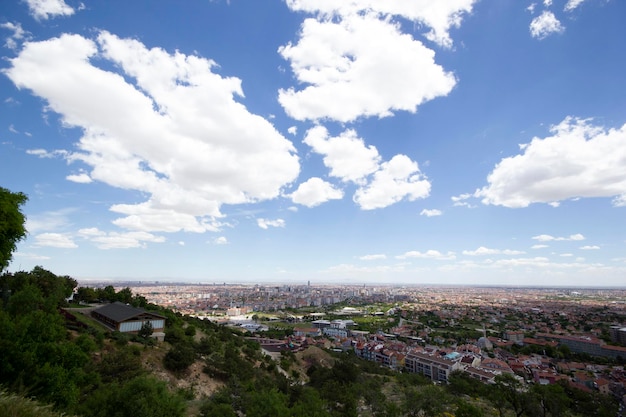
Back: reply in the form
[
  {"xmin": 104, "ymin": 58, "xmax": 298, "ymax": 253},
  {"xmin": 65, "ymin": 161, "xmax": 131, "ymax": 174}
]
[
  {"xmin": 138, "ymin": 321, "xmax": 154, "ymax": 339},
  {"xmin": 492, "ymin": 373, "xmax": 528, "ymax": 417},
  {"xmin": 163, "ymin": 343, "xmax": 196, "ymax": 373},
  {"xmin": 0, "ymin": 187, "xmax": 28, "ymax": 272},
  {"xmin": 79, "ymin": 376, "xmax": 185, "ymax": 417},
  {"xmin": 75, "ymin": 286, "xmax": 97, "ymax": 303}
]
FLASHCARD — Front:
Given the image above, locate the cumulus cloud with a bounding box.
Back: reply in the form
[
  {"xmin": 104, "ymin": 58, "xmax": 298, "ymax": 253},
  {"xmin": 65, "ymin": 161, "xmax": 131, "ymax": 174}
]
[
  {"xmin": 278, "ymin": 12, "xmax": 456, "ymax": 122},
  {"xmin": 66, "ymin": 173, "xmax": 92, "ymax": 183},
  {"xmin": 33, "ymin": 232, "xmax": 77, "ymax": 248},
  {"xmin": 1, "ymin": 22, "xmax": 28, "ymax": 50},
  {"xmin": 285, "ymin": 0, "xmax": 476, "ymax": 48},
  {"xmin": 302, "ymin": 126, "xmax": 430, "ymax": 210},
  {"xmin": 532, "ymin": 233, "xmax": 585, "ymax": 241},
  {"xmin": 531, "ymin": 244, "xmax": 549, "ymax": 249},
  {"xmin": 475, "ymin": 118, "xmax": 626, "ymax": 208},
  {"xmin": 462, "ymin": 246, "xmax": 525, "ymax": 256},
  {"xmin": 25, "ymin": 0, "xmax": 75, "ymax": 20},
  {"xmin": 529, "ymin": 11, "xmax": 564, "ymax": 39},
  {"xmin": 396, "ymin": 249, "xmax": 456, "ymax": 260},
  {"xmin": 5, "ymin": 32, "xmax": 300, "ymax": 234},
  {"xmin": 353, "ymin": 154, "xmax": 431, "ymax": 210},
  {"xmin": 580, "ymin": 245, "xmax": 600, "ymax": 250},
  {"xmin": 290, "ymin": 177, "xmax": 344, "ymax": 207},
  {"xmin": 303, "ymin": 126, "xmax": 380, "ymax": 183},
  {"xmin": 78, "ymin": 227, "xmax": 165, "ymax": 249},
  {"xmin": 564, "ymin": 0, "xmax": 586, "ymax": 12},
  {"xmin": 420, "ymin": 208, "xmax": 442, "ymax": 217},
  {"xmin": 257, "ymin": 218, "xmax": 286, "ymax": 229},
  {"xmin": 213, "ymin": 236, "xmax": 228, "ymax": 245}
]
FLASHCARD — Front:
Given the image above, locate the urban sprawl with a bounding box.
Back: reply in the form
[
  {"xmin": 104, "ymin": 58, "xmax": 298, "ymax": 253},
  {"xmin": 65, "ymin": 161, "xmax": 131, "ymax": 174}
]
[{"xmin": 90, "ymin": 282, "xmax": 626, "ymax": 401}]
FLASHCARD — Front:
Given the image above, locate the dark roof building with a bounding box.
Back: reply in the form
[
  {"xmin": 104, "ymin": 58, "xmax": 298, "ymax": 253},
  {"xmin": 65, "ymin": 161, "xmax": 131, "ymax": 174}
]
[{"xmin": 92, "ymin": 302, "xmax": 165, "ymax": 335}]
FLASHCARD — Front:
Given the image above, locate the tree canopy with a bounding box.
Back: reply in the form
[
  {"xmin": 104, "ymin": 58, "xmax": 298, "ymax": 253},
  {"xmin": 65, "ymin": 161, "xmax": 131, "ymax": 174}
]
[{"xmin": 0, "ymin": 187, "xmax": 28, "ymax": 271}]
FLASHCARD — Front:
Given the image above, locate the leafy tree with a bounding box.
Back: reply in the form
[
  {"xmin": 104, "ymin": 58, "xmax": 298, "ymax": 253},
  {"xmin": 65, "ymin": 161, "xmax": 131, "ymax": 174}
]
[
  {"xmin": 492, "ymin": 373, "xmax": 529, "ymax": 417},
  {"xmin": 0, "ymin": 187, "xmax": 28, "ymax": 272},
  {"xmin": 138, "ymin": 321, "xmax": 154, "ymax": 339},
  {"xmin": 163, "ymin": 343, "xmax": 196, "ymax": 373},
  {"xmin": 97, "ymin": 347, "xmax": 145, "ymax": 383},
  {"xmin": 75, "ymin": 286, "xmax": 97, "ymax": 303},
  {"xmin": 456, "ymin": 400, "xmax": 484, "ymax": 417},
  {"xmin": 97, "ymin": 285, "xmax": 117, "ymax": 302},
  {"xmin": 528, "ymin": 383, "xmax": 570, "ymax": 417},
  {"xmin": 79, "ymin": 376, "xmax": 185, "ymax": 417},
  {"xmin": 116, "ymin": 287, "xmax": 133, "ymax": 304}
]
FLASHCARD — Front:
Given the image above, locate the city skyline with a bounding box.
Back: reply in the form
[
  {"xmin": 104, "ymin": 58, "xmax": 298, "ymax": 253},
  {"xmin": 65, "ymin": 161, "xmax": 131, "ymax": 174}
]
[{"xmin": 2, "ymin": 0, "xmax": 626, "ymax": 286}]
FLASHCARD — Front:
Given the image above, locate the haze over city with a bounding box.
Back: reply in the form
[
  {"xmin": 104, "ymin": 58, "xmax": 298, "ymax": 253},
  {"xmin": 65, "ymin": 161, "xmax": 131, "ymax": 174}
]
[{"xmin": 2, "ymin": 0, "xmax": 626, "ymax": 287}]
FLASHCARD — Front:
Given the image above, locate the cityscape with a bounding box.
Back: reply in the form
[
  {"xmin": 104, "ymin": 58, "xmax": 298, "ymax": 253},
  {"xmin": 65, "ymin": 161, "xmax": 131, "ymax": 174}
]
[{"xmin": 83, "ymin": 280, "xmax": 626, "ymax": 403}]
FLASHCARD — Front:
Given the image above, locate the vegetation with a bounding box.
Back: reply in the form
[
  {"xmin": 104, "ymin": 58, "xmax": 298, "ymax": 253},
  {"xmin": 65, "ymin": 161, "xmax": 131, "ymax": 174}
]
[{"xmin": 0, "ymin": 186, "xmax": 28, "ymax": 272}]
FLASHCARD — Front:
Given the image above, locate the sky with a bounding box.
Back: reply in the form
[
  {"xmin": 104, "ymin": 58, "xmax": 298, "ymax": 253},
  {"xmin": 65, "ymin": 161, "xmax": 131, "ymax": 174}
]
[{"xmin": 1, "ymin": 0, "xmax": 626, "ymax": 287}]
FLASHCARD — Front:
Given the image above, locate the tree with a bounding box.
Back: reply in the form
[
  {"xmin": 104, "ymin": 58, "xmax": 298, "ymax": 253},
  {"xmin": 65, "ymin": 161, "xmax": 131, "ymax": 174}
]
[
  {"xmin": 0, "ymin": 187, "xmax": 28, "ymax": 272},
  {"xmin": 138, "ymin": 321, "xmax": 154, "ymax": 339}
]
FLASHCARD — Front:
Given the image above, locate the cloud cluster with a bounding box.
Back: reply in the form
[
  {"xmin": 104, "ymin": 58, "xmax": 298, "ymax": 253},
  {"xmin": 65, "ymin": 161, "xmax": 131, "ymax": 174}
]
[
  {"xmin": 285, "ymin": 0, "xmax": 477, "ymax": 48},
  {"xmin": 278, "ymin": 11, "xmax": 456, "ymax": 122},
  {"xmin": 475, "ymin": 118, "xmax": 626, "ymax": 208},
  {"xmin": 5, "ymin": 32, "xmax": 300, "ymax": 235},
  {"xmin": 528, "ymin": 0, "xmax": 589, "ymax": 40},
  {"xmin": 294, "ymin": 126, "xmax": 430, "ymax": 209},
  {"xmin": 529, "ymin": 11, "xmax": 564, "ymax": 39},
  {"xmin": 25, "ymin": 0, "xmax": 75, "ymax": 21}
]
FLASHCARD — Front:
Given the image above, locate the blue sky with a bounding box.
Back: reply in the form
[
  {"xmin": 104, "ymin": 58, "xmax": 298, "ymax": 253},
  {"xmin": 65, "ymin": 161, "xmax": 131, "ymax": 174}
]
[{"xmin": 1, "ymin": 0, "xmax": 626, "ymax": 287}]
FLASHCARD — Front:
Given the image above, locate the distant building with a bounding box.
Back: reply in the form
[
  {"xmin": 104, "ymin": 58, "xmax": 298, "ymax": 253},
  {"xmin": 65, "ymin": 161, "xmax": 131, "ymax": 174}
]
[
  {"xmin": 609, "ymin": 326, "xmax": 626, "ymax": 345},
  {"xmin": 92, "ymin": 302, "xmax": 165, "ymax": 340},
  {"xmin": 404, "ymin": 351, "xmax": 461, "ymax": 383},
  {"xmin": 503, "ymin": 330, "xmax": 525, "ymax": 344}
]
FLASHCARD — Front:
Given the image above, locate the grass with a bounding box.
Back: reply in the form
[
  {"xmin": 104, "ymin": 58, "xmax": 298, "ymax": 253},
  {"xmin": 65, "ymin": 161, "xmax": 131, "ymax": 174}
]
[{"xmin": 0, "ymin": 390, "xmax": 77, "ymax": 417}]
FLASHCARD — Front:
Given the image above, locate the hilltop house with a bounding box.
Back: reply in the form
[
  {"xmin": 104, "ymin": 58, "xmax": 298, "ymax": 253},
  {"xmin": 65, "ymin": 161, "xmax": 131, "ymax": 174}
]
[{"xmin": 91, "ymin": 302, "xmax": 165, "ymax": 340}]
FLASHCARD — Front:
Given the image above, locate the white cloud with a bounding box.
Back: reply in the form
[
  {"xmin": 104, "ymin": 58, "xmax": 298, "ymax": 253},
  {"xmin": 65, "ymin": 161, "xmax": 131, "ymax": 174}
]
[
  {"xmin": 353, "ymin": 154, "xmax": 430, "ymax": 210},
  {"xmin": 462, "ymin": 246, "xmax": 525, "ymax": 256},
  {"xmin": 475, "ymin": 118, "xmax": 626, "ymax": 207},
  {"xmin": 285, "ymin": 0, "xmax": 477, "ymax": 48},
  {"xmin": 580, "ymin": 245, "xmax": 600, "ymax": 250},
  {"xmin": 531, "ymin": 244, "xmax": 549, "ymax": 249},
  {"xmin": 26, "ymin": 148, "xmax": 68, "ymax": 158},
  {"xmin": 66, "ymin": 173, "xmax": 92, "ymax": 183},
  {"xmin": 564, "ymin": 0, "xmax": 586, "ymax": 12},
  {"xmin": 290, "ymin": 177, "xmax": 344, "ymax": 207},
  {"xmin": 287, "ymin": 126, "xmax": 297, "ymax": 135},
  {"xmin": 420, "ymin": 208, "xmax": 442, "ymax": 217},
  {"xmin": 396, "ymin": 249, "xmax": 456, "ymax": 260},
  {"xmin": 303, "ymin": 126, "xmax": 380, "ymax": 183},
  {"xmin": 529, "ymin": 11, "xmax": 564, "ymax": 39},
  {"xmin": 25, "ymin": 0, "xmax": 75, "ymax": 20},
  {"xmin": 1, "ymin": 22, "xmax": 28, "ymax": 50},
  {"xmin": 560, "ymin": 253, "xmax": 574, "ymax": 257},
  {"xmin": 451, "ymin": 193, "xmax": 474, "ymax": 208},
  {"xmin": 78, "ymin": 227, "xmax": 165, "ymax": 249},
  {"xmin": 33, "ymin": 232, "xmax": 77, "ymax": 248},
  {"xmin": 213, "ymin": 236, "xmax": 228, "ymax": 245},
  {"xmin": 5, "ymin": 32, "xmax": 300, "ymax": 234},
  {"xmin": 257, "ymin": 218, "xmax": 286, "ymax": 230},
  {"xmin": 544, "ymin": 0, "xmax": 553, "ymax": 6},
  {"xmin": 278, "ymin": 12, "xmax": 456, "ymax": 122},
  {"xmin": 359, "ymin": 254, "xmax": 387, "ymax": 261},
  {"xmin": 532, "ymin": 233, "xmax": 585, "ymax": 241}
]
